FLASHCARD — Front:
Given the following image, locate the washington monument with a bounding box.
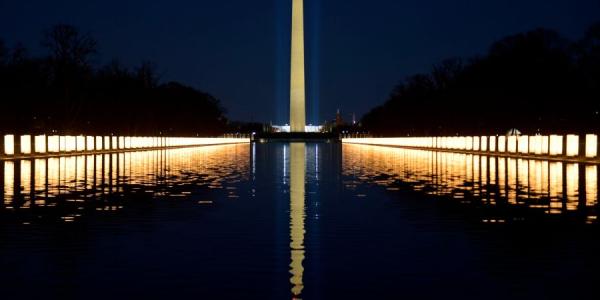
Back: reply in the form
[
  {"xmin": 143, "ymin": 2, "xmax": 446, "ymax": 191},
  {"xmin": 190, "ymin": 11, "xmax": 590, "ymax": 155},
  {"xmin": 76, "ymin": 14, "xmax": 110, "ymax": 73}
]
[{"xmin": 290, "ymin": 0, "xmax": 306, "ymax": 132}]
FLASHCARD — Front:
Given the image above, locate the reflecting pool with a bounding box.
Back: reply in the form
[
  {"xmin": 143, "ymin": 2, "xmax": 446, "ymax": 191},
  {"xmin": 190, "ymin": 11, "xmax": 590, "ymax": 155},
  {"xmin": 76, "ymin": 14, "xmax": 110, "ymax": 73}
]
[{"xmin": 0, "ymin": 143, "xmax": 599, "ymax": 299}]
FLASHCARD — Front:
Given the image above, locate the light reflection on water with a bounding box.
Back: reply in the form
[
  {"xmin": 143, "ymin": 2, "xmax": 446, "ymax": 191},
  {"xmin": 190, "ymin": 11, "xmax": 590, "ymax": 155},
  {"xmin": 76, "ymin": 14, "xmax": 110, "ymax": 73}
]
[
  {"xmin": 343, "ymin": 144, "xmax": 599, "ymax": 224},
  {"xmin": 289, "ymin": 143, "xmax": 306, "ymax": 298},
  {"xmin": 1, "ymin": 142, "xmax": 600, "ymax": 298},
  {"xmin": 0, "ymin": 144, "xmax": 250, "ymax": 224}
]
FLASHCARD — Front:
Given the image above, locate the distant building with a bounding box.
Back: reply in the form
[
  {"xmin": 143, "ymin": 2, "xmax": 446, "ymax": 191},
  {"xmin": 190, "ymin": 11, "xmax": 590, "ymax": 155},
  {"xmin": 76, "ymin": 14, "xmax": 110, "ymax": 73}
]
[
  {"xmin": 335, "ymin": 109, "xmax": 344, "ymax": 126},
  {"xmin": 272, "ymin": 125, "xmax": 323, "ymax": 133}
]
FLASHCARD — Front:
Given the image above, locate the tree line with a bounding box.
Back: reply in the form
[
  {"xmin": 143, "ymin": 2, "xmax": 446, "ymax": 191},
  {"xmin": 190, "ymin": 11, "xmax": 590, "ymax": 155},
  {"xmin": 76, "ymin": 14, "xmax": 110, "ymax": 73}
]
[
  {"xmin": 0, "ymin": 24, "xmax": 227, "ymax": 136},
  {"xmin": 362, "ymin": 22, "xmax": 600, "ymax": 136}
]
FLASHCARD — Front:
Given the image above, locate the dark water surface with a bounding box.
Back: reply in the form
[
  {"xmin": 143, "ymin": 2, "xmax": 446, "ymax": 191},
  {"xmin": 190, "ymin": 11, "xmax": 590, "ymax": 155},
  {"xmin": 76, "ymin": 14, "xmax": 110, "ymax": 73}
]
[{"xmin": 0, "ymin": 142, "xmax": 599, "ymax": 299}]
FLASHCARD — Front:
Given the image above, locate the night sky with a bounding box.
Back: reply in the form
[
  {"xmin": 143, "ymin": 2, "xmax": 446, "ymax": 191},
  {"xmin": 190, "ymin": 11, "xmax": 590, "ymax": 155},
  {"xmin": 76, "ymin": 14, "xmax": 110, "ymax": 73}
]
[{"xmin": 1, "ymin": 0, "xmax": 598, "ymax": 124}]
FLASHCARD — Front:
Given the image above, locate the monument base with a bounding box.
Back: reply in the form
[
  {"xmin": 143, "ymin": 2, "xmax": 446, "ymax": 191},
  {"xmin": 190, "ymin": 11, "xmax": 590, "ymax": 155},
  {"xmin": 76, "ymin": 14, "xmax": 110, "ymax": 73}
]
[{"xmin": 254, "ymin": 132, "xmax": 339, "ymax": 143}]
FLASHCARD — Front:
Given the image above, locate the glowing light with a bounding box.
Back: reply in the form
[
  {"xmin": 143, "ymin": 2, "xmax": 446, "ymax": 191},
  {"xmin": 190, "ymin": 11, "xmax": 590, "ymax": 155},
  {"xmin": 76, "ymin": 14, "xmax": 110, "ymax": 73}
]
[
  {"xmin": 586, "ymin": 166, "xmax": 598, "ymax": 206},
  {"xmin": 529, "ymin": 136, "xmax": 541, "ymax": 155},
  {"xmin": 566, "ymin": 164, "xmax": 578, "ymax": 209},
  {"xmin": 342, "ymin": 144, "xmax": 600, "ymax": 220},
  {"xmin": 290, "ymin": 0, "xmax": 306, "ymax": 132},
  {"xmin": 507, "ymin": 136, "xmax": 517, "ymax": 153},
  {"xmin": 549, "ymin": 135, "xmax": 563, "ymax": 156},
  {"xmin": 566, "ymin": 135, "xmax": 579, "ymax": 157},
  {"xmin": 48, "ymin": 136, "xmax": 60, "ymax": 153},
  {"xmin": 289, "ymin": 142, "xmax": 305, "ymax": 297},
  {"xmin": 20, "ymin": 135, "xmax": 31, "ymax": 154},
  {"xmin": 86, "ymin": 136, "xmax": 95, "ymax": 151},
  {"xmin": 77, "ymin": 136, "xmax": 85, "ymax": 151},
  {"xmin": 96, "ymin": 136, "xmax": 103, "ymax": 150},
  {"xmin": 35, "ymin": 135, "xmax": 46, "ymax": 153},
  {"xmin": 586, "ymin": 134, "xmax": 597, "ymax": 158},
  {"xmin": 541, "ymin": 136, "xmax": 549, "ymax": 154},
  {"xmin": 518, "ymin": 136, "xmax": 529, "ymax": 154},
  {"xmin": 489, "ymin": 136, "xmax": 497, "ymax": 152},
  {"xmin": 65, "ymin": 136, "xmax": 77, "ymax": 152},
  {"xmin": 498, "ymin": 136, "xmax": 506, "ymax": 152},
  {"xmin": 4, "ymin": 135, "xmax": 14, "ymax": 155}
]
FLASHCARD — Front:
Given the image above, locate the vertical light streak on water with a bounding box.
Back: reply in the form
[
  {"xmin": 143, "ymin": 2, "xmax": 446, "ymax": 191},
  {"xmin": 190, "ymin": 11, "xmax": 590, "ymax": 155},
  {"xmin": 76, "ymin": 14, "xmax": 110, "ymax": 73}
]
[
  {"xmin": 20, "ymin": 160, "xmax": 31, "ymax": 207},
  {"xmin": 4, "ymin": 161, "xmax": 14, "ymax": 205},
  {"xmin": 315, "ymin": 143, "xmax": 319, "ymax": 180},
  {"xmin": 283, "ymin": 144, "xmax": 288, "ymax": 184},
  {"xmin": 566, "ymin": 164, "xmax": 579, "ymax": 210},
  {"xmin": 252, "ymin": 143, "xmax": 256, "ymax": 178},
  {"xmin": 34, "ymin": 159, "xmax": 46, "ymax": 205},
  {"xmin": 289, "ymin": 142, "xmax": 306, "ymax": 298}
]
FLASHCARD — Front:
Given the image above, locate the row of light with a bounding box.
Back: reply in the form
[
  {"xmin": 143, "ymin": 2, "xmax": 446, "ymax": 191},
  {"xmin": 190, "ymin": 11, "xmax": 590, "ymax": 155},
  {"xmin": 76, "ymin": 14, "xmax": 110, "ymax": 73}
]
[
  {"xmin": 2, "ymin": 135, "xmax": 249, "ymax": 156},
  {"xmin": 343, "ymin": 134, "xmax": 599, "ymax": 158}
]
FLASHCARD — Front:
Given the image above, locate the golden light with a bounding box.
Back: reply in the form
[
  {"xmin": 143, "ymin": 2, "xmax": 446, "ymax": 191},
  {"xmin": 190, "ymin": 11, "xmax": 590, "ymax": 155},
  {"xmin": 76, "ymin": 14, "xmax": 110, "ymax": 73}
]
[
  {"xmin": 480, "ymin": 136, "xmax": 487, "ymax": 151},
  {"xmin": 507, "ymin": 136, "xmax": 517, "ymax": 153},
  {"xmin": 48, "ymin": 135, "xmax": 60, "ymax": 152},
  {"xmin": 498, "ymin": 136, "xmax": 506, "ymax": 152},
  {"xmin": 566, "ymin": 135, "xmax": 579, "ymax": 157},
  {"xmin": 86, "ymin": 136, "xmax": 95, "ymax": 151},
  {"xmin": 549, "ymin": 135, "xmax": 563, "ymax": 156},
  {"xmin": 35, "ymin": 135, "xmax": 46, "ymax": 153},
  {"xmin": 586, "ymin": 134, "xmax": 597, "ymax": 158},
  {"xmin": 20, "ymin": 135, "xmax": 32, "ymax": 154},
  {"xmin": 489, "ymin": 136, "xmax": 497, "ymax": 152},
  {"xmin": 96, "ymin": 136, "xmax": 103, "ymax": 150},
  {"xmin": 518, "ymin": 136, "xmax": 529, "ymax": 154},
  {"xmin": 4, "ymin": 135, "xmax": 14, "ymax": 155}
]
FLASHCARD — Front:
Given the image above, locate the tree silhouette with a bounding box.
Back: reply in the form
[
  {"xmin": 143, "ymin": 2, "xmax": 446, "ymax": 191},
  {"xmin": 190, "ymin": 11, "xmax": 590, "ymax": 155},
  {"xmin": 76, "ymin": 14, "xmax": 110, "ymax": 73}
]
[
  {"xmin": 0, "ymin": 24, "xmax": 228, "ymax": 136},
  {"xmin": 362, "ymin": 22, "xmax": 600, "ymax": 136}
]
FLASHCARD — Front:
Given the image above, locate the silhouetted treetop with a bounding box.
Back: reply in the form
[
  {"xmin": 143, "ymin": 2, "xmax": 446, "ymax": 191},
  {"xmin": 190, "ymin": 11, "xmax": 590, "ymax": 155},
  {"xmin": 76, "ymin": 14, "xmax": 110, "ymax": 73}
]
[
  {"xmin": 42, "ymin": 24, "xmax": 97, "ymax": 67},
  {"xmin": 362, "ymin": 22, "xmax": 600, "ymax": 136},
  {"xmin": 0, "ymin": 24, "xmax": 228, "ymax": 136}
]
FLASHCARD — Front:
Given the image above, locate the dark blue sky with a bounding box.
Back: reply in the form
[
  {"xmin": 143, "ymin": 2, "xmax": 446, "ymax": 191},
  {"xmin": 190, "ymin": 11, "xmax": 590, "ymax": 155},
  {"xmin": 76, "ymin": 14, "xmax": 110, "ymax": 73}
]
[{"xmin": 1, "ymin": 0, "xmax": 598, "ymax": 124}]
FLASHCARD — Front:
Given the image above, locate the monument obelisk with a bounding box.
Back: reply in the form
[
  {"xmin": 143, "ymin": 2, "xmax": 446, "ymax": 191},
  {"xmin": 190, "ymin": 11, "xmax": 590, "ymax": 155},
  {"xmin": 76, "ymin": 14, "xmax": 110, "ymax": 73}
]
[{"xmin": 290, "ymin": 0, "xmax": 306, "ymax": 132}]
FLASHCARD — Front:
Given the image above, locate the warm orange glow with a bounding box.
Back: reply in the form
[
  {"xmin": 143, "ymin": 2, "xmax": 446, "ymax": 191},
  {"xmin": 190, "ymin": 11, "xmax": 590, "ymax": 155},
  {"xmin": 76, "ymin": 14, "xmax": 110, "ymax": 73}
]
[
  {"xmin": 20, "ymin": 135, "xmax": 32, "ymax": 154},
  {"xmin": 77, "ymin": 136, "xmax": 85, "ymax": 151},
  {"xmin": 86, "ymin": 136, "xmax": 95, "ymax": 151},
  {"xmin": 96, "ymin": 136, "xmax": 103, "ymax": 150},
  {"xmin": 0, "ymin": 134, "xmax": 248, "ymax": 158},
  {"xmin": 498, "ymin": 136, "xmax": 506, "ymax": 152},
  {"xmin": 480, "ymin": 136, "xmax": 487, "ymax": 151},
  {"xmin": 566, "ymin": 135, "xmax": 579, "ymax": 157},
  {"xmin": 289, "ymin": 142, "xmax": 305, "ymax": 297},
  {"xmin": 586, "ymin": 134, "xmax": 597, "ymax": 158},
  {"xmin": 4, "ymin": 135, "xmax": 14, "ymax": 155},
  {"xmin": 549, "ymin": 135, "xmax": 563, "ymax": 156},
  {"xmin": 489, "ymin": 136, "xmax": 497, "ymax": 152},
  {"xmin": 342, "ymin": 144, "xmax": 595, "ymax": 219},
  {"xmin": 507, "ymin": 136, "xmax": 517, "ymax": 153},
  {"xmin": 35, "ymin": 135, "xmax": 46, "ymax": 153},
  {"xmin": 518, "ymin": 136, "xmax": 529, "ymax": 154}
]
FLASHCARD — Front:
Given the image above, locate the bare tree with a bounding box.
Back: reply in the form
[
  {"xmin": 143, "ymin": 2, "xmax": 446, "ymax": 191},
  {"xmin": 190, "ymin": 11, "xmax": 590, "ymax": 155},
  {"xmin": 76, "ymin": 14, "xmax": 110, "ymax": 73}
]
[
  {"xmin": 136, "ymin": 60, "xmax": 159, "ymax": 88},
  {"xmin": 11, "ymin": 42, "xmax": 28, "ymax": 64},
  {"xmin": 432, "ymin": 58, "xmax": 463, "ymax": 90},
  {"xmin": 42, "ymin": 24, "xmax": 97, "ymax": 67},
  {"xmin": 0, "ymin": 39, "xmax": 6, "ymax": 64}
]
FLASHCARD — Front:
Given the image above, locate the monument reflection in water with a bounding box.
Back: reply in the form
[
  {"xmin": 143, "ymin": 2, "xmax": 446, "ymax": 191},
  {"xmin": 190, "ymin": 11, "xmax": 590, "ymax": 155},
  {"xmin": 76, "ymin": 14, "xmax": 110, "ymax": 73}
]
[
  {"xmin": 2, "ymin": 141, "xmax": 600, "ymax": 298},
  {"xmin": 289, "ymin": 143, "xmax": 306, "ymax": 297}
]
